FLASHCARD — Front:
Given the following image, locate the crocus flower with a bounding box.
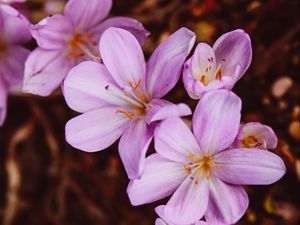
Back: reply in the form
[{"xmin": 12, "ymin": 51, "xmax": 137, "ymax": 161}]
[
  {"xmin": 0, "ymin": 5, "xmax": 31, "ymax": 125},
  {"xmin": 23, "ymin": 0, "xmax": 149, "ymax": 96},
  {"xmin": 231, "ymin": 122, "xmax": 278, "ymax": 149},
  {"xmin": 183, "ymin": 29, "xmax": 252, "ymax": 99},
  {"xmin": 63, "ymin": 27, "xmax": 195, "ymax": 179},
  {"xmin": 128, "ymin": 90, "xmax": 286, "ymax": 225}
]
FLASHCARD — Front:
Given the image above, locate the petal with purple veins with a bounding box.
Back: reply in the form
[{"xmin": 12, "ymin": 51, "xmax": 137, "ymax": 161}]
[
  {"xmin": 213, "ymin": 29, "xmax": 252, "ymax": 82},
  {"xmin": 146, "ymin": 27, "xmax": 196, "ymax": 98},
  {"xmin": 213, "ymin": 148, "xmax": 286, "ymax": 185},
  {"xmin": 100, "ymin": 27, "xmax": 146, "ymax": 90},
  {"xmin": 64, "ymin": 0, "xmax": 112, "ymax": 29},
  {"xmin": 65, "ymin": 106, "xmax": 130, "ymax": 152},
  {"xmin": 205, "ymin": 176, "xmax": 249, "ymax": 225},
  {"xmin": 192, "ymin": 90, "xmax": 241, "ymax": 154},
  {"xmin": 127, "ymin": 153, "xmax": 185, "ymax": 206}
]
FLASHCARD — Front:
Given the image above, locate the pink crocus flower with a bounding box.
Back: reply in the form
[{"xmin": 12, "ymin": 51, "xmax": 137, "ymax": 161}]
[
  {"xmin": 128, "ymin": 90, "xmax": 286, "ymax": 225},
  {"xmin": 63, "ymin": 27, "xmax": 196, "ymax": 179},
  {"xmin": 231, "ymin": 122, "xmax": 278, "ymax": 149},
  {"xmin": 0, "ymin": 5, "xmax": 31, "ymax": 125},
  {"xmin": 23, "ymin": 0, "xmax": 148, "ymax": 96},
  {"xmin": 183, "ymin": 29, "xmax": 252, "ymax": 99}
]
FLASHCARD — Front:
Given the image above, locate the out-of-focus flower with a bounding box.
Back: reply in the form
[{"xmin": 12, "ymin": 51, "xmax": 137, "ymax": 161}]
[
  {"xmin": 128, "ymin": 90, "xmax": 285, "ymax": 225},
  {"xmin": 0, "ymin": 5, "xmax": 31, "ymax": 125},
  {"xmin": 183, "ymin": 29, "xmax": 252, "ymax": 99},
  {"xmin": 231, "ymin": 122, "xmax": 278, "ymax": 149},
  {"xmin": 0, "ymin": 0, "xmax": 26, "ymax": 3},
  {"xmin": 63, "ymin": 27, "xmax": 195, "ymax": 179},
  {"xmin": 23, "ymin": 0, "xmax": 149, "ymax": 96}
]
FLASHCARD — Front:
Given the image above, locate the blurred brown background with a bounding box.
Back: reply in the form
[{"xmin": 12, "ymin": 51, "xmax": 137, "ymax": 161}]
[{"xmin": 0, "ymin": 0, "xmax": 299, "ymax": 224}]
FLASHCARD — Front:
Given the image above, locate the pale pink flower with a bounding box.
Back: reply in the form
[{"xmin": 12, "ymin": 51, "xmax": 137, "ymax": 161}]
[
  {"xmin": 63, "ymin": 27, "xmax": 196, "ymax": 179},
  {"xmin": 128, "ymin": 90, "xmax": 285, "ymax": 225},
  {"xmin": 183, "ymin": 29, "xmax": 252, "ymax": 99},
  {"xmin": 23, "ymin": 0, "xmax": 148, "ymax": 96}
]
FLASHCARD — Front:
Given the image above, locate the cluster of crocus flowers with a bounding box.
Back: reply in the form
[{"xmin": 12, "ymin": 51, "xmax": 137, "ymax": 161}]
[
  {"xmin": 0, "ymin": 3, "xmax": 30, "ymax": 125},
  {"xmin": 23, "ymin": 0, "xmax": 148, "ymax": 96},
  {"xmin": 0, "ymin": 0, "xmax": 286, "ymax": 223},
  {"xmin": 128, "ymin": 90, "xmax": 286, "ymax": 225}
]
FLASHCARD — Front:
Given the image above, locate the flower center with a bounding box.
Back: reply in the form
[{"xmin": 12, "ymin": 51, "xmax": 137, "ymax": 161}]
[
  {"xmin": 66, "ymin": 32, "xmax": 100, "ymax": 61},
  {"xmin": 105, "ymin": 79, "xmax": 151, "ymax": 120},
  {"xmin": 242, "ymin": 135, "xmax": 263, "ymax": 148},
  {"xmin": 183, "ymin": 153, "xmax": 220, "ymax": 184},
  {"xmin": 199, "ymin": 64, "xmax": 222, "ymax": 86}
]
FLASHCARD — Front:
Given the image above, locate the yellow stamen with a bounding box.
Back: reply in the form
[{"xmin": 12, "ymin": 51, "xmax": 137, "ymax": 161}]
[{"xmin": 115, "ymin": 109, "xmax": 134, "ymax": 120}]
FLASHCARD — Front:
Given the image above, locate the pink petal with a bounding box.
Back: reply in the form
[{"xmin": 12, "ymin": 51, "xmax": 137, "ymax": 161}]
[
  {"xmin": 119, "ymin": 119, "xmax": 154, "ymax": 179},
  {"xmin": 163, "ymin": 176, "xmax": 209, "ymax": 225},
  {"xmin": 127, "ymin": 153, "xmax": 185, "ymax": 206},
  {"xmin": 154, "ymin": 117, "xmax": 202, "ymax": 163},
  {"xmin": 0, "ymin": 5, "xmax": 31, "ymax": 44},
  {"xmin": 64, "ymin": 0, "xmax": 112, "ymax": 29},
  {"xmin": 63, "ymin": 61, "xmax": 132, "ymax": 113},
  {"xmin": 155, "ymin": 218, "xmax": 167, "ymax": 225},
  {"xmin": 189, "ymin": 43, "xmax": 216, "ymax": 80},
  {"xmin": 213, "ymin": 29, "xmax": 252, "ymax": 82},
  {"xmin": 99, "ymin": 27, "xmax": 146, "ymax": 89},
  {"xmin": 0, "ymin": 80, "xmax": 7, "ymax": 126},
  {"xmin": 0, "ymin": 46, "xmax": 29, "ymax": 87},
  {"xmin": 65, "ymin": 106, "xmax": 129, "ymax": 152},
  {"xmin": 31, "ymin": 15, "xmax": 74, "ymax": 50},
  {"xmin": 145, "ymin": 99, "xmax": 191, "ymax": 124},
  {"xmin": 23, "ymin": 48, "xmax": 75, "ymax": 96},
  {"xmin": 192, "ymin": 90, "xmax": 241, "ymax": 155},
  {"xmin": 231, "ymin": 122, "xmax": 278, "ymax": 149},
  {"xmin": 146, "ymin": 27, "xmax": 196, "ymax": 98},
  {"xmin": 88, "ymin": 16, "xmax": 149, "ymax": 46},
  {"xmin": 205, "ymin": 177, "xmax": 248, "ymax": 225},
  {"xmin": 213, "ymin": 148, "xmax": 286, "ymax": 185}
]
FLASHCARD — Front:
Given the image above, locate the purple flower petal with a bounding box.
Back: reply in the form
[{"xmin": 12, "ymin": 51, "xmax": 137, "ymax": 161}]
[
  {"xmin": 119, "ymin": 119, "xmax": 153, "ymax": 179},
  {"xmin": 0, "ymin": 5, "xmax": 31, "ymax": 44},
  {"xmin": 23, "ymin": 48, "xmax": 75, "ymax": 96},
  {"xmin": 88, "ymin": 16, "xmax": 149, "ymax": 46},
  {"xmin": 31, "ymin": 15, "xmax": 74, "ymax": 50},
  {"xmin": 192, "ymin": 90, "xmax": 241, "ymax": 154},
  {"xmin": 154, "ymin": 117, "xmax": 202, "ymax": 163},
  {"xmin": 0, "ymin": 80, "xmax": 7, "ymax": 126},
  {"xmin": 127, "ymin": 153, "xmax": 185, "ymax": 206},
  {"xmin": 0, "ymin": 46, "xmax": 29, "ymax": 87},
  {"xmin": 145, "ymin": 99, "xmax": 191, "ymax": 124},
  {"xmin": 146, "ymin": 27, "xmax": 196, "ymax": 98},
  {"xmin": 231, "ymin": 122, "xmax": 278, "ymax": 149},
  {"xmin": 64, "ymin": 0, "xmax": 112, "ymax": 29},
  {"xmin": 213, "ymin": 148, "xmax": 286, "ymax": 185},
  {"xmin": 205, "ymin": 177, "xmax": 249, "ymax": 225},
  {"xmin": 155, "ymin": 218, "xmax": 167, "ymax": 225},
  {"xmin": 63, "ymin": 61, "xmax": 132, "ymax": 113},
  {"xmin": 213, "ymin": 29, "xmax": 252, "ymax": 82},
  {"xmin": 99, "ymin": 27, "xmax": 146, "ymax": 90},
  {"xmin": 65, "ymin": 106, "xmax": 129, "ymax": 152},
  {"xmin": 189, "ymin": 43, "xmax": 217, "ymax": 80},
  {"xmin": 163, "ymin": 175, "xmax": 209, "ymax": 225}
]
